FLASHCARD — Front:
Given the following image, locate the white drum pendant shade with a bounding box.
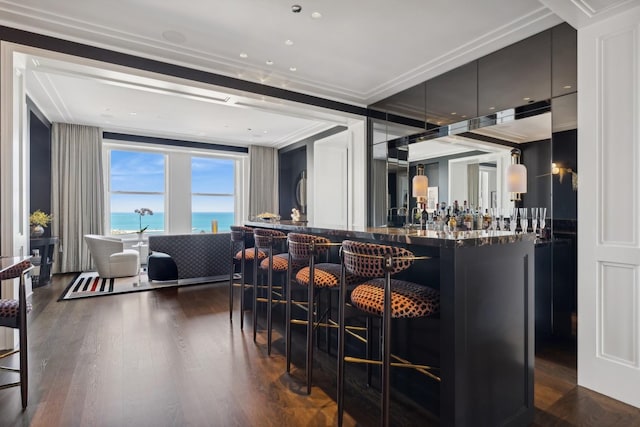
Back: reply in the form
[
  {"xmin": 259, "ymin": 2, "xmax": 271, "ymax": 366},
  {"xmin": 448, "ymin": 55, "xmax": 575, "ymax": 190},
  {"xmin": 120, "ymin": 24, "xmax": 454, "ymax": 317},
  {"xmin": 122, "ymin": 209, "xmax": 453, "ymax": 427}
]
[
  {"xmin": 506, "ymin": 163, "xmax": 527, "ymax": 193},
  {"xmin": 412, "ymin": 175, "xmax": 428, "ymax": 201}
]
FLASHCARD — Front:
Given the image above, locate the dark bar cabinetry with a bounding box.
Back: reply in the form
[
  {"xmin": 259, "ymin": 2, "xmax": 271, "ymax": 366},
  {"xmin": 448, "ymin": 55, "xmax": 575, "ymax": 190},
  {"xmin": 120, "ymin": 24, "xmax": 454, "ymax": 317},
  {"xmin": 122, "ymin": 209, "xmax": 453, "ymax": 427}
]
[{"xmin": 247, "ymin": 221, "xmax": 535, "ymax": 427}]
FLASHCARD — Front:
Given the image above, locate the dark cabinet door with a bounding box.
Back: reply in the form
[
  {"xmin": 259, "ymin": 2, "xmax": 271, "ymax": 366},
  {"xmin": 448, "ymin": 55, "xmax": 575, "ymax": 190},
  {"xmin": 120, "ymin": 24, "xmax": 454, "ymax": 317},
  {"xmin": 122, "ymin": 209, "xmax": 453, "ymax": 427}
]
[
  {"xmin": 478, "ymin": 30, "xmax": 552, "ymax": 116},
  {"xmin": 552, "ymin": 23, "xmax": 577, "ymax": 98},
  {"xmin": 426, "ymin": 61, "xmax": 477, "ymax": 127}
]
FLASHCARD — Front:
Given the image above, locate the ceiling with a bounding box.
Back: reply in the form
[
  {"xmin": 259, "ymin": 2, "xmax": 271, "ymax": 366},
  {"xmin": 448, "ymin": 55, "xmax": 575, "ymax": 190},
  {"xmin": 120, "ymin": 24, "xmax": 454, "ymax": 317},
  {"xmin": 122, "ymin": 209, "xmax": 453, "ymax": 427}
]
[{"xmin": 0, "ymin": 0, "xmax": 633, "ymax": 148}]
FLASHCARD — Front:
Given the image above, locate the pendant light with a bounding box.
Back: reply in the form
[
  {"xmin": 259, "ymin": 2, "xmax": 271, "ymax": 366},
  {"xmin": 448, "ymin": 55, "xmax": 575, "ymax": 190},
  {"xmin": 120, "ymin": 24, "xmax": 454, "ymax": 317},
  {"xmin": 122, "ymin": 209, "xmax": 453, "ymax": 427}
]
[
  {"xmin": 412, "ymin": 164, "xmax": 428, "ymax": 206},
  {"xmin": 506, "ymin": 149, "xmax": 527, "ymax": 200}
]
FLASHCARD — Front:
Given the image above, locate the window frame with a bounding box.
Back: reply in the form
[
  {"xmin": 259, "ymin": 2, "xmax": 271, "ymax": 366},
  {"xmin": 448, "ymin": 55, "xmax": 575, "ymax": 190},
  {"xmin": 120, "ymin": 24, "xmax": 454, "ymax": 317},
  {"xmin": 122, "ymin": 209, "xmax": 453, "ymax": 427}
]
[{"xmin": 103, "ymin": 139, "xmax": 247, "ymax": 236}]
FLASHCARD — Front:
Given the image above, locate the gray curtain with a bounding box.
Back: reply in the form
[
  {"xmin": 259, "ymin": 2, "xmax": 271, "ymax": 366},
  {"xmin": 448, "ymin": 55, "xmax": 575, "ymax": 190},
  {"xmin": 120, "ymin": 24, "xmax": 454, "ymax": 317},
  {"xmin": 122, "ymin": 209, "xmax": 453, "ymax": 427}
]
[
  {"xmin": 467, "ymin": 163, "xmax": 479, "ymax": 208},
  {"xmin": 51, "ymin": 123, "xmax": 104, "ymax": 273},
  {"xmin": 248, "ymin": 145, "xmax": 278, "ymax": 218}
]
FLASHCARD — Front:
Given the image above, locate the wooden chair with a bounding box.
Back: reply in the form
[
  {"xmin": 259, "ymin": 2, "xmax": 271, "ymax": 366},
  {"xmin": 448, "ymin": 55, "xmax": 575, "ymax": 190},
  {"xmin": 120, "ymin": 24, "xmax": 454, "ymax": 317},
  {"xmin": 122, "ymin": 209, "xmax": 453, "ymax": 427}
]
[
  {"xmin": 337, "ymin": 241, "xmax": 440, "ymax": 427},
  {"xmin": 252, "ymin": 228, "xmax": 289, "ymax": 355},
  {"xmin": 229, "ymin": 226, "xmax": 265, "ymax": 329},
  {"xmin": 0, "ymin": 258, "xmax": 34, "ymax": 409},
  {"xmin": 285, "ymin": 233, "xmax": 363, "ymax": 394}
]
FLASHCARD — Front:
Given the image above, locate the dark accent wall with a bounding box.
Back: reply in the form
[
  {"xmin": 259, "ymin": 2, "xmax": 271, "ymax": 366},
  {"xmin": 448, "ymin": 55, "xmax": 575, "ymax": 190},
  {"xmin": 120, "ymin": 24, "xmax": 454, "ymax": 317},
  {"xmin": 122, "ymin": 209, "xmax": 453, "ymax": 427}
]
[
  {"xmin": 521, "ymin": 139, "xmax": 552, "ymax": 211},
  {"xmin": 552, "ymin": 129, "xmax": 577, "ymax": 221},
  {"xmin": 278, "ymin": 147, "xmax": 307, "ymax": 219},
  {"xmin": 27, "ymin": 98, "xmax": 52, "ymax": 237}
]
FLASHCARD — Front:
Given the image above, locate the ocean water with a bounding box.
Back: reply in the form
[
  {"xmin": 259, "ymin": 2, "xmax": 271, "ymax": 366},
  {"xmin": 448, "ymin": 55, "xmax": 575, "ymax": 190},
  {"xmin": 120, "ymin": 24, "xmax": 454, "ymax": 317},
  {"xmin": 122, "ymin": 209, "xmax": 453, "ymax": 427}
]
[{"xmin": 111, "ymin": 212, "xmax": 235, "ymax": 234}]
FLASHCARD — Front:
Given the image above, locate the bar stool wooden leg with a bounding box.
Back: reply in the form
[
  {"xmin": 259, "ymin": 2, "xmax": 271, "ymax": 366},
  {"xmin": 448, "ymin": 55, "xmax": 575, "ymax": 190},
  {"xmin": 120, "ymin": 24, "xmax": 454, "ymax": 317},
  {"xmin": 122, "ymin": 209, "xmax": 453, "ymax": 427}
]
[
  {"xmin": 239, "ymin": 255, "xmax": 246, "ymax": 330},
  {"xmin": 286, "ymin": 253, "xmax": 293, "ymax": 373},
  {"xmin": 229, "ymin": 241, "xmax": 235, "ymax": 323},
  {"xmin": 381, "ymin": 269, "xmax": 392, "ymax": 427},
  {"xmin": 253, "ymin": 245, "xmax": 259, "ymax": 343},
  {"xmin": 267, "ymin": 248, "xmax": 274, "ymax": 356},
  {"xmin": 337, "ymin": 259, "xmax": 346, "ymax": 427},
  {"xmin": 305, "ymin": 254, "xmax": 316, "ymax": 394}
]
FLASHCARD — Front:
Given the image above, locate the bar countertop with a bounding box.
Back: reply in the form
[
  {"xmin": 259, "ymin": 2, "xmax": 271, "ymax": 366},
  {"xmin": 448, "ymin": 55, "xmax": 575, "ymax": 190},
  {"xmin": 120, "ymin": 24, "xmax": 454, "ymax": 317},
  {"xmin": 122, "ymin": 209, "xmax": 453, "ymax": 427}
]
[{"xmin": 245, "ymin": 220, "xmax": 535, "ymax": 249}]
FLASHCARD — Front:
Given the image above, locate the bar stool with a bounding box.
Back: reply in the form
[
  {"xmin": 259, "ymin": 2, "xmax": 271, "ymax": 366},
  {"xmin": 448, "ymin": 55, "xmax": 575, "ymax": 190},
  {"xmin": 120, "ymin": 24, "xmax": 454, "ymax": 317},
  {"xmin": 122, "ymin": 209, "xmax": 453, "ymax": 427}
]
[
  {"xmin": 285, "ymin": 233, "xmax": 363, "ymax": 394},
  {"xmin": 229, "ymin": 226, "xmax": 266, "ymax": 329},
  {"xmin": 252, "ymin": 228, "xmax": 289, "ymax": 355},
  {"xmin": 0, "ymin": 258, "xmax": 34, "ymax": 409},
  {"xmin": 337, "ymin": 241, "xmax": 440, "ymax": 427}
]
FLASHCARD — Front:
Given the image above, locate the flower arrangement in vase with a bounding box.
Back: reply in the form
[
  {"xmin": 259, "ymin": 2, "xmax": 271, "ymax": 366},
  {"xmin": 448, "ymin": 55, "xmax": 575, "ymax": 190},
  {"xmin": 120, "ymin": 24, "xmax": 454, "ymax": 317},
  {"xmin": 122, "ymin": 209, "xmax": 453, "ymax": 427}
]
[
  {"xmin": 29, "ymin": 210, "xmax": 52, "ymax": 237},
  {"xmin": 134, "ymin": 208, "xmax": 153, "ymax": 234}
]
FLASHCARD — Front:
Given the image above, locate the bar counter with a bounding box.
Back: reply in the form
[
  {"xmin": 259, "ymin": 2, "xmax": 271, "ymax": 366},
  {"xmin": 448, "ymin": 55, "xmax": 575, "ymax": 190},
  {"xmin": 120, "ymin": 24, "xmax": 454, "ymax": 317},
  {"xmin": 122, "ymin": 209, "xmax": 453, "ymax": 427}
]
[{"xmin": 246, "ymin": 220, "xmax": 535, "ymax": 427}]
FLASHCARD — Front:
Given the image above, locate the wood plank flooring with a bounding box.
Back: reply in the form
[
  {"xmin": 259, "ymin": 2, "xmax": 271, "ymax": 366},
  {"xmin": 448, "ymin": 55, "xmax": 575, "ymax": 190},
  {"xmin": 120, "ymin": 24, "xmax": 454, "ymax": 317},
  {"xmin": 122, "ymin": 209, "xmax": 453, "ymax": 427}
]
[{"xmin": 0, "ymin": 273, "xmax": 639, "ymax": 427}]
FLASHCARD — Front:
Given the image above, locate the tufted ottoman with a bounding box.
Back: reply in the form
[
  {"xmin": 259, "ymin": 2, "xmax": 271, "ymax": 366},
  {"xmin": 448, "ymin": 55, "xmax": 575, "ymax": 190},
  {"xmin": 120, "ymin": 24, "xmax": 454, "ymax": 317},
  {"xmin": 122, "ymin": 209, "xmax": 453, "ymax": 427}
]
[{"xmin": 147, "ymin": 252, "xmax": 178, "ymax": 281}]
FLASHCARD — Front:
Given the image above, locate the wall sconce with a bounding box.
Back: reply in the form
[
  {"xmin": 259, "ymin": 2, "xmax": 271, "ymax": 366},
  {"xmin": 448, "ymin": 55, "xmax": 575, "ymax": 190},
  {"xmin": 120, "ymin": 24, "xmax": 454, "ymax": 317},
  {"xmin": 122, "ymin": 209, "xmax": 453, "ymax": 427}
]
[
  {"xmin": 552, "ymin": 162, "xmax": 578, "ymax": 191},
  {"xmin": 412, "ymin": 164, "xmax": 428, "ymax": 207},
  {"xmin": 506, "ymin": 148, "xmax": 527, "ymax": 201}
]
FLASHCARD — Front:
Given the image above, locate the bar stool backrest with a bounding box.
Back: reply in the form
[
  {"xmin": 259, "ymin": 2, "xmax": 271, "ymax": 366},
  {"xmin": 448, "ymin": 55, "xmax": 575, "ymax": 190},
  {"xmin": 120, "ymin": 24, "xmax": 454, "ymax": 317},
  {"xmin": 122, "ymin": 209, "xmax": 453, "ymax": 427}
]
[
  {"xmin": 253, "ymin": 228, "xmax": 286, "ymax": 249},
  {"xmin": 287, "ymin": 233, "xmax": 331, "ymax": 261},
  {"xmin": 341, "ymin": 240, "xmax": 414, "ymax": 278},
  {"xmin": 230, "ymin": 225, "xmax": 254, "ymax": 247}
]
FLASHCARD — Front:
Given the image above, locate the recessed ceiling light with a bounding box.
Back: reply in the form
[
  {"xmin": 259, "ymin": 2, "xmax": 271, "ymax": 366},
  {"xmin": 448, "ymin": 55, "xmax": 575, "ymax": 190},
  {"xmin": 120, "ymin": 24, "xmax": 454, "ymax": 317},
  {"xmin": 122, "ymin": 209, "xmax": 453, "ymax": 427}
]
[
  {"xmin": 285, "ymin": 39, "xmax": 294, "ymax": 46},
  {"xmin": 263, "ymin": 130, "xmax": 268, "ymax": 134},
  {"xmin": 161, "ymin": 30, "xmax": 187, "ymax": 44},
  {"xmin": 129, "ymin": 112, "xmax": 137, "ymax": 115},
  {"xmin": 291, "ymin": 4, "xmax": 302, "ymax": 13},
  {"xmin": 311, "ymin": 11, "xmax": 322, "ymax": 19},
  {"xmin": 489, "ymin": 107, "xmax": 495, "ymax": 110},
  {"xmin": 239, "ymin": 52, "xmax": 248, "ymax": 59},
  {"xmin": 289, "ymin": 66, "xmax": 297, "ymax": 72},
  {"xmin": 563, "ymin": 85, "xmax": 572, "ymax": 89},
  {"xmin": 266, "ymin": 60, "xmax": 274, "ymax": 65},
  {"xmin": 523, "ymin": 97, "xmax": 531, "ymax": 101},
  {"xmin": 461, "ymin": 115, "xmax": 467, "ymax": 118},
  {"xmin": 451, "ymin": 112, "xmax": 457, "ymax": 115}
]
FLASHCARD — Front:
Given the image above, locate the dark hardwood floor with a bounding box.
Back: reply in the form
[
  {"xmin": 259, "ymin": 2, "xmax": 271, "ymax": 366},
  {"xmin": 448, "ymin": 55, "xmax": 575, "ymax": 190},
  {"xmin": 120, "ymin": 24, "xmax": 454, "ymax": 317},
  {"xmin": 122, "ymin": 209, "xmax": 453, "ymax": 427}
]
[{"xmin": 1, "ymin": 273, "xmax": 639, "ymax": 427}]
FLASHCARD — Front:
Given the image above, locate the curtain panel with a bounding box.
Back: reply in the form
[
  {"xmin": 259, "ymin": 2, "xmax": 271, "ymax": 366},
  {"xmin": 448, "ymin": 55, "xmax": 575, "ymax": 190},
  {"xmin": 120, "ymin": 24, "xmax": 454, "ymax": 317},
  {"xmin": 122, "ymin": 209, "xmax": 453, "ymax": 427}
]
[
  {"xmin": 248, "ymin": 146, "xmax": 278, "ymax": 218},
  {"xmin": 51, "ymin": 123, "xmax": 104, "ymax": 273}
]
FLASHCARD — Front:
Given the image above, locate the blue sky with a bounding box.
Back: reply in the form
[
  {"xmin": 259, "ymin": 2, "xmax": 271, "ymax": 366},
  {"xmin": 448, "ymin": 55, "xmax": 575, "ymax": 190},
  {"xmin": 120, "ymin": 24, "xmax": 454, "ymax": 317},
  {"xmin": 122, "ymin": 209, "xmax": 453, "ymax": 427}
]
[{"xmin": 110, "ymin": 150, "xmax": 235, "ymax": 212}]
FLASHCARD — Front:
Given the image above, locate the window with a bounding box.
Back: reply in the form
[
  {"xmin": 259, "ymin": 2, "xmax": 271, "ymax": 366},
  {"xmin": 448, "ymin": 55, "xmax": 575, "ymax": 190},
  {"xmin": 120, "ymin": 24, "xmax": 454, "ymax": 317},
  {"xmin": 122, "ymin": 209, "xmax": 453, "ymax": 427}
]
[
  {"xmin": 105, "ymin": 141, "xmax": 243, "ymax": 235},
  {"xmin": 109, "ymin": 150, "xmax": 165, "ymax": 234},
  {"xmin": 191, "ymin": 157, "xmax": 235, "ymax": 232}
]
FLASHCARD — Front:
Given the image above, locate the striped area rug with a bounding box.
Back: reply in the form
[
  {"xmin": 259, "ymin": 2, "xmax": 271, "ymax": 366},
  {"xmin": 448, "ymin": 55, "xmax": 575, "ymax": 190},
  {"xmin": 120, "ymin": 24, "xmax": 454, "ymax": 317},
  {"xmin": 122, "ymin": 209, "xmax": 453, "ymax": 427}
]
[
  {"xmin": 59, "ymin": 271, "xmax": 228, "ymax": 301},
  {"xmin": 59, "ymin": 272, "xmax": 151, "ymax": 300}
]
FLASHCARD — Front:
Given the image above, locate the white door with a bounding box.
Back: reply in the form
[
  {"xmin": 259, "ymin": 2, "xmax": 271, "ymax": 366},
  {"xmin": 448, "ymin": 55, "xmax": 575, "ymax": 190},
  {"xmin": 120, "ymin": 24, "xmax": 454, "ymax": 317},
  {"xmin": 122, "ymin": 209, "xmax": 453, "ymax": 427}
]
[
  {"xmin": 578, "ymin": 5, "xmax": 640, "ymax": 408},
  {"xmin": 313, "ymin": 134, "xmax": 348, "ymax": 229}
]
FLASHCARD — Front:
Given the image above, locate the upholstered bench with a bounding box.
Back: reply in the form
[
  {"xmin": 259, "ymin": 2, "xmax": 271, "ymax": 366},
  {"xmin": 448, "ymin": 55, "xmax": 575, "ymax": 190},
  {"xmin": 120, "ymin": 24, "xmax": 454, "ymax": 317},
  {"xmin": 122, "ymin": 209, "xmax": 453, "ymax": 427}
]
[{"xmin": 147, "ymin": 233, "xmax": 230, "ymax": 282}]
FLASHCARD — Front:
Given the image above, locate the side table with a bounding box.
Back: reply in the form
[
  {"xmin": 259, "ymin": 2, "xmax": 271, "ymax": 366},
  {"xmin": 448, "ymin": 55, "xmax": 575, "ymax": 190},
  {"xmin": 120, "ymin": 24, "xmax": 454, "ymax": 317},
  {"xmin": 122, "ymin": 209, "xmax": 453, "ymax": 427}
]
[{"xmin": 29, "ymin": 236, "xmax": 58, "ymax": 287}]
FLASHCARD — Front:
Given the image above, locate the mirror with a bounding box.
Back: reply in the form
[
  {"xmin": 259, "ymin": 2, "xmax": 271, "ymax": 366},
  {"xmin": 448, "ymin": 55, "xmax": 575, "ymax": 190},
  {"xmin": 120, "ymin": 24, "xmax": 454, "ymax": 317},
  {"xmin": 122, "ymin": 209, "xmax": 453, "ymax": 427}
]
[
  {"xmin": 370, "ymin": 119, "xmax": 423, "ymax": 226},
  {"xmin": 373, "ymin": 107, "xmax": 552, "ymax": 227}
]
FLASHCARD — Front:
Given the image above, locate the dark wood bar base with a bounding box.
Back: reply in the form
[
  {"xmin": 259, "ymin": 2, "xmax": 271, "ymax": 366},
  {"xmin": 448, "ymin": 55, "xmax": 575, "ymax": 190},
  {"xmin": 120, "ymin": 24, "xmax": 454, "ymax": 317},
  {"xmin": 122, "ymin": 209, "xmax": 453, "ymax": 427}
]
[{"xmin": 246, "ymin": 221, "xmax": 535, "ymax": 426}]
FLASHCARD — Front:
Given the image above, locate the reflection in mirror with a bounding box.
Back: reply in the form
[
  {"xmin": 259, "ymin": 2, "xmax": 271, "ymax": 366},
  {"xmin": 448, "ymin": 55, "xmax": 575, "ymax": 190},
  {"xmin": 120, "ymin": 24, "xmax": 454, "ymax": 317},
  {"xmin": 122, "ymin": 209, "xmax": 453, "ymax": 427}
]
[
  {"xmin": 403, "ymin": 108, "xmax": 552, "ymax": 228},
  {"xmin": 370, "ymin": 119, "xmax": 424, "ymax": 226}
]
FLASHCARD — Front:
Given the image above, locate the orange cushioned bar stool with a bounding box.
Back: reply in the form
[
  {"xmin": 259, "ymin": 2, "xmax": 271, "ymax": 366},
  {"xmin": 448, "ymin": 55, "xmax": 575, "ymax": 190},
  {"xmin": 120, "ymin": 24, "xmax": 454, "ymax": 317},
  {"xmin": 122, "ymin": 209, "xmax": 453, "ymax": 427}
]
[
  {"xmin": 285, "ymin": 233, "xmax": 363, "ymax": 395},
  {"xmin": 229, "ymin": 226, "xmax": 266, "ymax": 330},
  {"xmin": 0, "ymin": 258, "xmax": 34, "ymax": 409},
  {"xmin": 337, "ymin": 241, "xmax": 440, "ymax": 427},
  {"xmin": 252, "ymin": 228, "xmax": 289, "ymax": 355}
]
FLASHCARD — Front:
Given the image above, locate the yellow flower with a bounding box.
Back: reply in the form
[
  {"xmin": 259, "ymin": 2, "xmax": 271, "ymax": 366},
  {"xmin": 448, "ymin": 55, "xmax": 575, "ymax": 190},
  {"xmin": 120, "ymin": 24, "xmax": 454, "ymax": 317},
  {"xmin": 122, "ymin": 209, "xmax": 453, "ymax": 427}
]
[{"xmin": 29, "ymin": 210, "xmax": 53, "ymax": 227}]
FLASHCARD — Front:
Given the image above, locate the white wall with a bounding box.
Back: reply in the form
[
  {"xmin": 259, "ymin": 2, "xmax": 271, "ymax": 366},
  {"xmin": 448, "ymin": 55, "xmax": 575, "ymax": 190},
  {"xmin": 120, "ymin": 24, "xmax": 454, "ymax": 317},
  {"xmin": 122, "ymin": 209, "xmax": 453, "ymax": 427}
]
[{"xmin": 310, "ymin": 119, "xmax": 366, "ymax": 229}]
